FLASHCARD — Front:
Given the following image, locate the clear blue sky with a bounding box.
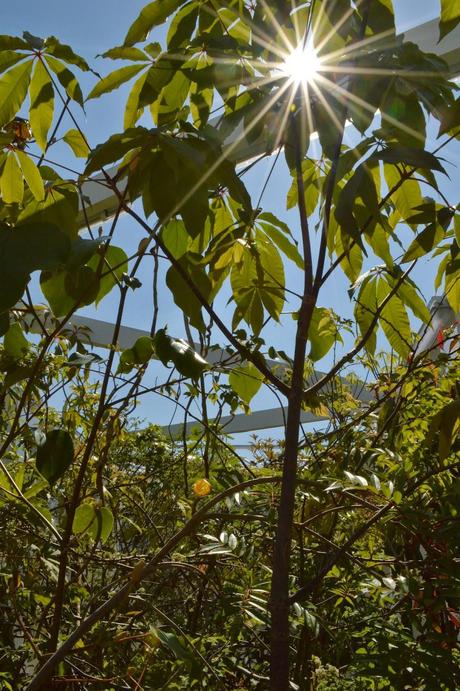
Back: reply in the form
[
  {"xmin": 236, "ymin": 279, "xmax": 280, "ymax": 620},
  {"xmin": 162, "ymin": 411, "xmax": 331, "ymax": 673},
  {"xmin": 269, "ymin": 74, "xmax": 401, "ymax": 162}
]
[{"xmin": 1, "ymin": 1, "xmax": 457, "ymax": 435}]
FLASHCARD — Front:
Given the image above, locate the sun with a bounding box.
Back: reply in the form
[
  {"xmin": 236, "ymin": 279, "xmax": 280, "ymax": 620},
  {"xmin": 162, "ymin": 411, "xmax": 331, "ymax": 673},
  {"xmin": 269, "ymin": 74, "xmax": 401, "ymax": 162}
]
[{"xmin": 279, "ymin": 43, "xmax": 321, "ymax": 85}]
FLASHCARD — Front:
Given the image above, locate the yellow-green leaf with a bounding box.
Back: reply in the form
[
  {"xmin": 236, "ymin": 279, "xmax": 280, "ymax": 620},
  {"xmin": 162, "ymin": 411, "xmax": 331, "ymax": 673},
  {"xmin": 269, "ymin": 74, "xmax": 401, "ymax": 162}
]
[
  {"xmin": 63, "ymin": 128, "xmax": 89, "ymax": 158},
  {"xmin": 1, "ymin": 152, "xmax": 23, "ymax": 203},
  {"xmin": 29, "ymin": 59, "xmax": 54, "ymax": 152},
  {"xmin": 16, "ymin": 149, "xmax": 45, "ymax": 200},
  {"xmin": 87, "ymin": 64, "xmax": 144, "ymax": 100},
  {"xmin": 0, "ymin": 59, "xmax": 33, "ymax": 126}
]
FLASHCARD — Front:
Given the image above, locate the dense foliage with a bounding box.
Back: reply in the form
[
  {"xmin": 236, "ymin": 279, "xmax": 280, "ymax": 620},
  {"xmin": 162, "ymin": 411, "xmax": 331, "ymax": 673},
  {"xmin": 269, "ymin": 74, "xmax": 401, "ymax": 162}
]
[{"xmin": 0, "ymin": 0, "xmax": 459, "ymax": 688}]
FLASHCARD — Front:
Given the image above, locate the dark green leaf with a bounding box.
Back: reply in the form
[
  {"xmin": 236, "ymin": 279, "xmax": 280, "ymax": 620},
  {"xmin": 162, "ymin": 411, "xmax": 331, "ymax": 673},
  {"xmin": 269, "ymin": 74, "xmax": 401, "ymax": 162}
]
[
  {"xmin": 154, "ymin": 328, "xmax": 208, "ymax": 379},
  {"xmin": 36, "ymin": 429, "xmax": 74, "ymax": 485},
  {"xmin": 373, "ymin": 146, "xmax": 446, "ymax": 174}
]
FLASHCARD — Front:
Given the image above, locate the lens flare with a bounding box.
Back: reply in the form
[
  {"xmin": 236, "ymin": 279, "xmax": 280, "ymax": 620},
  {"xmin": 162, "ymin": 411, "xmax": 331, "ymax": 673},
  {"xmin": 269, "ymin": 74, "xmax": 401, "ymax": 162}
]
[{"xmin": 280, "ymin": 44, "xmax": 321, "ymax": 85}]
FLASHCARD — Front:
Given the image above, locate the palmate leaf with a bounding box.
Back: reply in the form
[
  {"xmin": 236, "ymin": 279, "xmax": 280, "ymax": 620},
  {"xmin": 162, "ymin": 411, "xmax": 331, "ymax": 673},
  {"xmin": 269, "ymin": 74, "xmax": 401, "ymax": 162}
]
[
  {"xmin": 0, "ymin": 58, "xmax": 33, "ymax": 126},
  {"xmin": 124, "ymin": 0, "xmax": 186, "ymax": 45}
]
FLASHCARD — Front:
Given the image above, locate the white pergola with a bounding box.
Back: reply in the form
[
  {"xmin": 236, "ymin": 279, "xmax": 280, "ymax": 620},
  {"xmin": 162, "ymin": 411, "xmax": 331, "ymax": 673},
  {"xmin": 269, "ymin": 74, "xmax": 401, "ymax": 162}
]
[{"xmin": 30, "ymin": 18, "xmax": 460, "ymax": 436}]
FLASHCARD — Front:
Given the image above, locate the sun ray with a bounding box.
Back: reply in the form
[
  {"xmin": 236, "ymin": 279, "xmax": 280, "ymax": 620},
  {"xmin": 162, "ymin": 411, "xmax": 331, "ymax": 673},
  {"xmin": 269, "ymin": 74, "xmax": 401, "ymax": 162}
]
[{"xmin": 315, "ymin": 73, "xmax": 427, "ymax": 145}]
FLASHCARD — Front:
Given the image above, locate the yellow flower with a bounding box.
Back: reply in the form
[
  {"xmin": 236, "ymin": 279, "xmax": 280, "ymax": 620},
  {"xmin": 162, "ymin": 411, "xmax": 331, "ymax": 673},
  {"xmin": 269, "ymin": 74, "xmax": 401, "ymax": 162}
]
[{"xmin": 193, "ymin": 478, "xmax": 212, "ymax": 497}]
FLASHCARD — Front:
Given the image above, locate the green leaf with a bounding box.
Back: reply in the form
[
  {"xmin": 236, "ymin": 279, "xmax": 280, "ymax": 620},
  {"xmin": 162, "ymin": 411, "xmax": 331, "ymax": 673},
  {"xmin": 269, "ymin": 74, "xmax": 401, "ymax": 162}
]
[
  {"xmin": 0, "ymin": 36, "xmax": 30, "ymax": 51},
  {"xmin": 355, "ymin": 276, "xmax": 377, "ymax": 355},
  {"xmin": 0, "ymin": 221, "xmax": 71, "ymax": 312},
  {"xmin": 160, "ymin": 218, "xmax": 189, "ymax": 259},
  {"xmin": 0, "ymin": 51, "xmax": 26, "ymax": 76},
  {"xmin": 308, "ymin": 307, "xmax": 342, "ymax": 362},
  {"xmin": 44, "ymin": 36, "xmax": 90, "ymax": 71},
  {"xmin": 36, "ymin": 429, "xmax": 74, "ymax": 485},
  {"xmin": 154, "ymin": 328, "xmax": 209, "ymax": 379},
  {"xmin": 15, "ymin": 150, "xmax": 45, "ymax": 201},
  {"xmin": 445, "ymin": 259, "xmax": 460, "ymax": 313},
  {"xmin": 259, "ymin": 222, "xmax": 303, "ymax": 269},
  {"xmin": 373, "ymin": 146, "xmax": 446, "ymax": 174},
  {"xmin": 229, "ymin": 362, "xmax": 263, "ymax": 405},
  {"xmin": 389, "ymin": 275, "xmax": 431, "ymax": 323},
  {"xmin": 166, "ymin": 256, "xmax": 211, "ymax": 331},
  {"xmin": 45, "ymin": 56, "xmax": 84, "ymax": 107},
  {"xmin": 29, "ymin": 59, "xmax": 54, "ymax": 152},
  {"xmin": 0, "ymin": 152, "xmax": 23, "ymax": 203},
  {"xmin": 123, "ymin": 70, "xmax": 147, "ymax": 129},
  {"xmin": 124, "ymin": 0, "xmax": 184, "ymax": 45},
  {"xmin": 438, "ymin": 98, "xmax": 460, "ymax": 137},
  {"xmin": 72, "ymin": 503, "xmax": 96, "ymax": 535},
  {"xmin": 3, "ymin": 322, "xmax": 29, "ymax": 359},
  {"xmin": 95, "ymin": 506, "xmax": 114, "ymax": 544},
  {"xmin": 18, "ymin": 181, "xmax": 79, "ymax": 239},
  {"xmin": 87, "ymin": 245, "xmax": 128, "ymax": 305},
  {"xmin": 426, "ymin": 398, "xmax": 460, "ymax": 460},
  {"xmin": 84, "ymin": 127, "xmax": 148, "ymax": 175},
  {"xmin": 167, "ymin": 2, "xmax": 198, "ymax": 48},
  {"xmin": 376, "ymin": 277, "xmax": 411, "ymax": 357},
  {"xmin": 100, "ymin": 45, "xmax": 148, "ymax": 61},
  {"xmin": 62, "ymin": 128, "xmax": 89, "ymax": 158},
  {"xmin": 440, "ymin": 0, "xmax": 460, "ymax": 39},
  {"xmin": 402, "ymin": 223, "xmax": 445, "ymax": 262},
  {"xmin": 0, "ymin": 59, "xmax": 33, "ymax": 126},
  {"xmin": 87, "ymin": 64, "xmax": 145, "ymax": 100}
]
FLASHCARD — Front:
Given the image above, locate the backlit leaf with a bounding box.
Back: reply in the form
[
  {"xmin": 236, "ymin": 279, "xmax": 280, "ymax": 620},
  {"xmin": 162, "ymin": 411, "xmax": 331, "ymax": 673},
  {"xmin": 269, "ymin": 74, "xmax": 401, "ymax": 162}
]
[
  {"xmin": 29, "ymin": 59, "xmax": 54, "ymax": 152},
  {"xmin": 0, "ymin": 59, "xmax": 33, "ymax": 126}
]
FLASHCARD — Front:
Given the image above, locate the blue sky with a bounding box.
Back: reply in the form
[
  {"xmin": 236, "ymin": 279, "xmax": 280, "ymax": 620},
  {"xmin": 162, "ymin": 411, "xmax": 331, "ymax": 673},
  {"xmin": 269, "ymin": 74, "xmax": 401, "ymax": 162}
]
[{"xmin": 2, "ymin": 1, "xmax": 458, "ymax": 435}]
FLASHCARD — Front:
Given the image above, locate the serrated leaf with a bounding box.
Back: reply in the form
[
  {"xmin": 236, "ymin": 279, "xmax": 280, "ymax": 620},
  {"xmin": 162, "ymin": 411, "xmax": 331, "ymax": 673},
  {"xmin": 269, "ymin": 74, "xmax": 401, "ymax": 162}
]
[
  {"xmin": 87, "ymin": 64, "xmax": 145, "ymax": 100},
  {"xmin": 0, "ymin": 59, "xmax": 33, "ymax": 126},
  {"xmin": 36, "ymin": 429, "xmax": 74, "ymax": 485},
  {"xmin": 15, "ymin": 149, "xmax": 45, "ymax": 200},
  {"xmin": 62, "ymin": 128, "xmax": 89, "ymax": 158},
  {"xmin": 29, "ymin": 59, "xmax": 54, "ymax": 152}
]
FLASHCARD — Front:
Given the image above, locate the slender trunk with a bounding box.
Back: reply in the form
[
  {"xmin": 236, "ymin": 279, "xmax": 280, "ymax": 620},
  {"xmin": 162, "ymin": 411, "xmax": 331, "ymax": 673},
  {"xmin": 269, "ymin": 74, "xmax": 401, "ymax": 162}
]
[{"xmin": 270, "ymin": 114, "xmax": 315, "ymax": 689}]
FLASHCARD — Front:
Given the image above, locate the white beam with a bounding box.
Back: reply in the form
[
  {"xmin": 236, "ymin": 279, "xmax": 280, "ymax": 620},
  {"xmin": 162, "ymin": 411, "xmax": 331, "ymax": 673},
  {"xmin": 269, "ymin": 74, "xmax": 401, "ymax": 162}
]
[{"xmin": 77, "ymin": 19, "xmax": 460, "ymax": 230}]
